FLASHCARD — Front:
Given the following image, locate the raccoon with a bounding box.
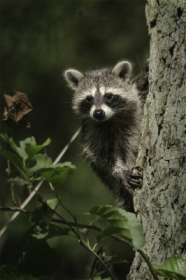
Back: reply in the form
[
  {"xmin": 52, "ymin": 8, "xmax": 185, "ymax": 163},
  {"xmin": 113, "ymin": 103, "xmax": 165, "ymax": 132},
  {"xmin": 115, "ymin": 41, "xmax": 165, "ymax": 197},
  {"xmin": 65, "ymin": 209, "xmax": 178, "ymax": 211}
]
[{"xmin": 64, "ymin": 61, "xmax": 148, "ymax": 212}]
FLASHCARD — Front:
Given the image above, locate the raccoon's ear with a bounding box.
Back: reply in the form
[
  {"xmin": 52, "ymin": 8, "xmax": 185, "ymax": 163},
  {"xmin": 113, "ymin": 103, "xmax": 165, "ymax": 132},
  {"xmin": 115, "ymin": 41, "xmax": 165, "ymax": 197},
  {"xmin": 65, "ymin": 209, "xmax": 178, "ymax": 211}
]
[
  {"xmin": 112, "ymin": 61, "xmax": 132, "ymax": 80},
  {"xmin": 64, "ymin": 69, "xmax": 84, "ymax": 90}
]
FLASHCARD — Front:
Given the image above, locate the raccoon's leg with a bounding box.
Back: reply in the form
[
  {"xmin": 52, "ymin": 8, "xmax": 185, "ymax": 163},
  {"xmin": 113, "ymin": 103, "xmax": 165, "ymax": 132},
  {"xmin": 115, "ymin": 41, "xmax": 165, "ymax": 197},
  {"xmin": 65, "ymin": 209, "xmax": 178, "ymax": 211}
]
[{"xmin": 118, "ymin": 183, "xmax": 135, "ymax": 212}]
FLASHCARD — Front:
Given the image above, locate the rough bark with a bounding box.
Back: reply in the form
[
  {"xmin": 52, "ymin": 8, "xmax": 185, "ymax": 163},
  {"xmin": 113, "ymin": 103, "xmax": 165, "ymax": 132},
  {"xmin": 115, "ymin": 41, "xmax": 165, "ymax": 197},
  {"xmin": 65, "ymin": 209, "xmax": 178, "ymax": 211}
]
[{"xmin": 127, "ymin": 1, "xmax": 186, "ymax": 279}]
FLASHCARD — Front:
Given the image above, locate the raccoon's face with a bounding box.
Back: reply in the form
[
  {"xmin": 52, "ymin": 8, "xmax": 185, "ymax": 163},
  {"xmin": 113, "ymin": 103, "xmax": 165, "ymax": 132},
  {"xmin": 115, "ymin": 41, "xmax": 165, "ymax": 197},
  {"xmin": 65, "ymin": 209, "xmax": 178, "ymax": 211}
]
[
  {"xmin": 76, "ymin": 86, "xmax": 126, "ymax": 121},
  {"xmin": 64, "ymin": 61, "xmax": 137, "ymax": 122}
]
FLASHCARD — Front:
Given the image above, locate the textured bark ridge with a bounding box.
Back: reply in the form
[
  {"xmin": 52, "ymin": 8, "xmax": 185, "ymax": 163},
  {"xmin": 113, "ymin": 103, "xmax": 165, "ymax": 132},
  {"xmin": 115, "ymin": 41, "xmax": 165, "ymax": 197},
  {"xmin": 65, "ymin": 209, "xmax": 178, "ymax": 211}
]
[{"xmin": 127, "ymin": 1, "xmax": 186, "ymax": 279}]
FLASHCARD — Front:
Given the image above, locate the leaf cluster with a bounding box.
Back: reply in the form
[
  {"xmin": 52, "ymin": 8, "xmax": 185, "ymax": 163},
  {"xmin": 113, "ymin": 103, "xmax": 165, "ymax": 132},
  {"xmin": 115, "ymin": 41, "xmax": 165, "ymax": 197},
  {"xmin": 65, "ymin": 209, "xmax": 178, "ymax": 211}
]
[{"xmin": 0, "ymin": 133, "xmax": 75, "ymax": 189}]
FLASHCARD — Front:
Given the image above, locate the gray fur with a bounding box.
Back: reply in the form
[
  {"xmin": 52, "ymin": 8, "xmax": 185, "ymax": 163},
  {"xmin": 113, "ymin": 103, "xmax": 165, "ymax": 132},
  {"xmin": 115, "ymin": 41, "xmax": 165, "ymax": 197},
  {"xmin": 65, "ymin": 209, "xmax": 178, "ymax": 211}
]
[{"xmin": 64, "ymin": 61, "xmax": 145, "ymax": 211}]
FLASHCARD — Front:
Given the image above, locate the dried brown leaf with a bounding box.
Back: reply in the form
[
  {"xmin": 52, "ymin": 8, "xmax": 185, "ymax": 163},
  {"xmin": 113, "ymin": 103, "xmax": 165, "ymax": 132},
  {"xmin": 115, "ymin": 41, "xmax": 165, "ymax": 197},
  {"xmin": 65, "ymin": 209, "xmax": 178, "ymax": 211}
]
[{"xmin": 3, "ymin": 91, "xmax": 33, "ymax": 127}]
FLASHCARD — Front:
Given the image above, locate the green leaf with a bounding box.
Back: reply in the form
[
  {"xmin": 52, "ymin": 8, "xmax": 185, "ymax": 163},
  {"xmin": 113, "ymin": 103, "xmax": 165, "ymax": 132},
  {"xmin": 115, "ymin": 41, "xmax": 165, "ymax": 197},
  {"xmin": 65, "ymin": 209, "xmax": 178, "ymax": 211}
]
[
  {"xmin": 47, "ymin": 224, "xmax": 70, "ymax": 239},
  {"xmin": 0, "ymin": 134, "xmax": 18, "ymax": 152},
  {"xmin": 27, "ymin": 153, "xmax": 52, "ymax": 176},
  {"xmin": 0, "ymin": 149, "xmax": 23, "ymax": 169},
  {"xmin": 152, "ymin": 255, "xmax": 186, "ymax": 280},
  {"xmin": 39, "ymin": 162, "xmax": 75, "ymax": 188},
  {"xmin": 119, "ymin": 209, "xmax": 146, "ymax": 250},
  {"xmin": 89, "ymin": 205, "xmax": 145, "ymax": 250},
  {"xmin": 0, "ymin": 135, "xmax": 51, "ymax": 161},
  {"xmin": 7, "ymin": 177, "xmax": 27, "ymax": 186},
  {"xmin": 25, "ymin": 138, "xmax": 51, "ymax": 159},
  {"xmin": 0, "ymin": 134, "xmax": 35, "ymax": 162},
  {"xmin": 0, "ymin": 265, "xmax": 24, "ymax": 279},
  {"xmin": 46, "ymin": 198, "xmax": 60, "ymax": 210},
  {"xmin": 29, "ymin": 198, "xmax": 59, "ymax": 239},
  {"xmin": 27, "ymin": 157, "xmax": 75, "ymax": 186},
  {"xmin": 15, "ymin": 137, "xmax": 36, "ymax": 160},
  {"xmin": 19, "ymin": 240, "xmax": 61, "ymax": 277}
]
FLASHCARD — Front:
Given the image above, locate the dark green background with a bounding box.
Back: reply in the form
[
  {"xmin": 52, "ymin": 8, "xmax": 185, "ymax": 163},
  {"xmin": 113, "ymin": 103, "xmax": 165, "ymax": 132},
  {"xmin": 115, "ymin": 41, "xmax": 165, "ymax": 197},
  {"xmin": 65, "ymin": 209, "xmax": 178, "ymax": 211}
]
[{"xmin": 0, "ymin": 1, "xmax": 149, "ymax": 279}]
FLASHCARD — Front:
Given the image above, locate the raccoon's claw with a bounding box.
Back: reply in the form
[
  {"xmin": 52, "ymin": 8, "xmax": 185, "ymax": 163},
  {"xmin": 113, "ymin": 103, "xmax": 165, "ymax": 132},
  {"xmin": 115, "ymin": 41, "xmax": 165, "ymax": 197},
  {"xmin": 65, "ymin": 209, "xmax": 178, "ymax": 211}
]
[{"xmin": 128, "ymin": 166, "xmax": 143, "ymax": 189}]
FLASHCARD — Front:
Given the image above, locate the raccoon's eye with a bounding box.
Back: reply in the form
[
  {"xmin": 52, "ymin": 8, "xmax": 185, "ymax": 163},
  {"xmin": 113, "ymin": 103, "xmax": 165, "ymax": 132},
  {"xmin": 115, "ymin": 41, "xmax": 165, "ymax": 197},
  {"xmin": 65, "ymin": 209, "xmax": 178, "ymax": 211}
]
[
  {"xmin": 85, "ymin": 96, "xmax": 93, "ymax": 103},
  {"xmin": 105, "ymin": 93, "xmax": 113, "ymax": 100}
]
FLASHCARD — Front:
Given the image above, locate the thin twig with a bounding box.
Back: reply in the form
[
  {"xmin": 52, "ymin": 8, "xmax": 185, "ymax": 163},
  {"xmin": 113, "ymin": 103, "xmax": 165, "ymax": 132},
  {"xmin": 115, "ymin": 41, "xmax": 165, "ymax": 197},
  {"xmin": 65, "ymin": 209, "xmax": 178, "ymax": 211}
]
[
  {"xmin": 52, "ymin": 218, "xmax": 101, "ymax": 231},
  {"xmin": 0, "ymin": 206, "xmax": 29, "ymax": 214},
  {"xmin": 53, "ymin": 128, "xmax": 81, "ymax": 165},
  {"xmin": 90, "ymin": 246, "xmax": 103, "ymax": 278},
  {"xmin": 59, "ymin": 199, "xmax": 75, "ymax": 220},
  {"xmin": 0, "ymin": 128, "xmax": 80, "ymax": 238},
  {"xmin": 137, "ymin": 249, "xmax": 159, "ymax": 280},
  {"xmin": 6, "ymin": 156, "xmax": 16, "ymax": 205},
  {"xmin": 10, "ymin": 183, "xmax": 16, "ymax": 206}
]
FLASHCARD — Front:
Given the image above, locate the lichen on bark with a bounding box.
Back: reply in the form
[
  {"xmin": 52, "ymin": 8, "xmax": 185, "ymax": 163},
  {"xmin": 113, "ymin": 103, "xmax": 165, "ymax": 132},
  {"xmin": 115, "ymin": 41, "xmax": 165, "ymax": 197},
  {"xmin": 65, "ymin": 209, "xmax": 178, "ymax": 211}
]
[{"xmin": 127, "ymin": 1, "xmax": 186, "ymax": 279}]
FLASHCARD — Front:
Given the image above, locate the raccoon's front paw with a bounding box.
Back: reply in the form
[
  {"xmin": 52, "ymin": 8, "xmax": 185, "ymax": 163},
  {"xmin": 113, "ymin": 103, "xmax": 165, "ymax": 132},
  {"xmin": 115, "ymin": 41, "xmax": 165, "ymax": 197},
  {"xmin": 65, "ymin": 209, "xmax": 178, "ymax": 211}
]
[{"xmin": 127, "ymin": 166, "xmax": 143, "ymax": 189}]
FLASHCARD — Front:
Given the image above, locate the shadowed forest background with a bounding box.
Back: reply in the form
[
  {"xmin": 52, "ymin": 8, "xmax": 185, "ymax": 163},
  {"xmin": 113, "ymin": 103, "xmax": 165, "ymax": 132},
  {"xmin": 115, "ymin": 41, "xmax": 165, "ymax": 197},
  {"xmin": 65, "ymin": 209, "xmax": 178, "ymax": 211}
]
[{"xmin": 0, "ymin": 1, "xmax": 149, "ymax": 279}]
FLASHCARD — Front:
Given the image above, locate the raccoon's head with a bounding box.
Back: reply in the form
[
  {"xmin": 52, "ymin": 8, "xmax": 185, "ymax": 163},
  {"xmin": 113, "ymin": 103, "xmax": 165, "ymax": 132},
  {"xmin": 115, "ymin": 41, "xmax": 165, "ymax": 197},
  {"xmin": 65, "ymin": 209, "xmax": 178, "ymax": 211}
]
[{"xmin": 64, "ymin": 61, "xmax": 139, "ymax": 122}]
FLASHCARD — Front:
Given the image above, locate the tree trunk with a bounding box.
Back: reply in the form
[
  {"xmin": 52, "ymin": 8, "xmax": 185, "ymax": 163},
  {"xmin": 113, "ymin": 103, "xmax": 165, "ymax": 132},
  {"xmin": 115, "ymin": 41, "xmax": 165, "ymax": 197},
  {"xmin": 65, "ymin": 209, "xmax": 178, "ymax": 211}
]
[{"xmin": 127, "ymin": 1, "xmax": 186, "ymax": 279}]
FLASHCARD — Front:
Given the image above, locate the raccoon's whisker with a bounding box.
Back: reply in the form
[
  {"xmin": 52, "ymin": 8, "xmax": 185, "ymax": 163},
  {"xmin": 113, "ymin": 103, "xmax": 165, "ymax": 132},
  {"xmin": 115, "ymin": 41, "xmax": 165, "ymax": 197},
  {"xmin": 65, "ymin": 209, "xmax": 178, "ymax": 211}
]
[{"xmin": 61, "ymin": 102, "xmax": 72, "ymax": 104}]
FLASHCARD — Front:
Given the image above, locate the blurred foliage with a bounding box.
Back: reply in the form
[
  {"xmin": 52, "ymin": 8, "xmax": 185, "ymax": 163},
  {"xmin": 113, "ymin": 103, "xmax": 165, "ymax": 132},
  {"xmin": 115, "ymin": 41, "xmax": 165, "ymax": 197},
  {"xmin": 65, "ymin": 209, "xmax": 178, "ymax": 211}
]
[{"xmin": 0, "ymin": 0, "xmax": 149, "ymax": 279}]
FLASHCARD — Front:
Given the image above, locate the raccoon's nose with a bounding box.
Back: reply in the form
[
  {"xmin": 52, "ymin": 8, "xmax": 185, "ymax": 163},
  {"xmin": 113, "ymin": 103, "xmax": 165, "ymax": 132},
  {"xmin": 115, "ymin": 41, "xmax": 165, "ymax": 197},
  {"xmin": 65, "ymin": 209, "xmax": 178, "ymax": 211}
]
[{"xmin": 93, "ymin": 109, "xmax": 105, "ymax": 120}]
